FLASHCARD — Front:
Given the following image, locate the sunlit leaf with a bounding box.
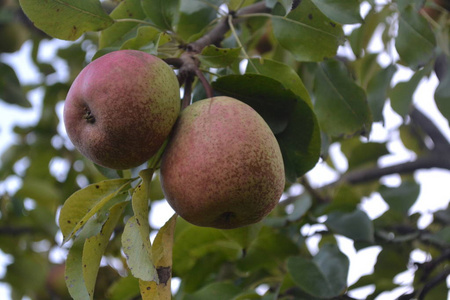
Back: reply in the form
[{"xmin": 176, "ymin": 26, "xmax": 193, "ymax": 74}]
[
  {"xmin": 65, "ymin": 202, "xmax": 126, "ymax": 299},
  {"xmin": 99, "ymin": 0, "xmax": 147, "ymax": 48},
  {"xmin": 82, "ymin": 202, "xmax": 127, "ymax": 298},
  {"xmin": 59, "ymin": 178, "xmax": 134, "ymax": 243},
  {"xmin": 122, "ymin": 217, "xmax": 158, "ymax": 282},
  {"xmin": 271, "ymin": 0, "xmax": 344, "ymax": 62},
  {"xmin": 120, "ymin": 26, "xmax": 161, "ymax": 51},
  {"xmin": 19, "ymin": 0, "xmax": 114, "ymax": 40}
]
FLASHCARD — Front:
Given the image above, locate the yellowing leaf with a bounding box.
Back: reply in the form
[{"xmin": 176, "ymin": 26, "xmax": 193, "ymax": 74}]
[
  {"xmin": 139, "ymin": 214, "xmax": 178, "ymax": 300},
  {"xmin": 66, "ymin": 202, "xmax": 126, "ymax": 300},
  {"xmin": 59, "ymin": 178, "xmax": 134, "ymax": 243},
  {"xmin": 122, "ymin": 216, "xmax": 158, "ymax": 282}
]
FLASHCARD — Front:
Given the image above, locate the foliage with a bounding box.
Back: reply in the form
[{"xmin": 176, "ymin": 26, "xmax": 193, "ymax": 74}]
[{"xmin": 0, "ymin": 0, "xmax": 449, "ymax": 299}]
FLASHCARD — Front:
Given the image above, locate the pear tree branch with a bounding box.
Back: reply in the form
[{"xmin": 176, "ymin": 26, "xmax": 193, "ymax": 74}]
[{"xmin": 164, "ymin": 2, "xmax": 271, "ymax": 105}]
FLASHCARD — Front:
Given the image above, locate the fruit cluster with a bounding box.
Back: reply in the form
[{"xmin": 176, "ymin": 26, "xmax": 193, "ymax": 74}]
[{"xmin": 64, "ymin": 50, "xmax": 285, "ymax": 229}]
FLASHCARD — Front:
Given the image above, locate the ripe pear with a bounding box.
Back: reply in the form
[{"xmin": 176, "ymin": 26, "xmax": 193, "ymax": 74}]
[
  {"xmin": 160, "ymin": 96, "xmax": 285, "ymax": 229},
  {"xmin": 63, "ymin": 50, "xmax": 180, "ymax": 169}
]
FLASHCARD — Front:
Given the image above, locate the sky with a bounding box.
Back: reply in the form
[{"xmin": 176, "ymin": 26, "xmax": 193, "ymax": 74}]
[{"xmin": 1, "ymin": 2, "xmax": 450, "ymax": 299}]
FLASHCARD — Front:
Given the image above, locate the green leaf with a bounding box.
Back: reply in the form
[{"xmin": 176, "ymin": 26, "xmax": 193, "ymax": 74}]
[
  {"xmin": 379, "ymin": 179, "xmax": 420, "ymax": 214},
  {"xmin": 120, "ymin": 26, "xmax": 161, "ymax": 51},
  {"xmin": 323, "ymin": 184, "xmax": 363, "ymax": 213},
  {"xmin": 238, "ymin": 226, "xmax": 299, "ymax": 272},
  {"xmin": 198, "ymin": 45, "xmax": 241, "ymax": 68},
  {"xmin": 325, "ymin": 209, "xmax": 374, "ymax": 243},
  {"xmin": 367, "ymin": 64, "xmax": 397, "ymax": 123},
  {"xmin": 19, "ymin": 0, "xmax": 114, "ymax": 40},
  {"xmin": 389, "ymin": 67, "xmax": 428, "ymax": 117},
  {"xmin": 185, "ymin": 282, "xmax": 242, "ymax": 300},
  {"xmin": 0, "ymin": 62, "xmax": 30, "ymax": 107},
  {"xmin": 271, "ymin": 0, "xmax": 344, "ymax": 62},
  {"xmin": 424, "ymin": 226, "xmax": 450, "ymax": 248},
  {"xmin": 346, "ymin": 142, "xmax": 389, "ymax": 170},
  {"xmin": 176, "ymin": 0, "xmax": 221, "ymax": 41},
  {"xmin": 435, "ymin": 60, "xmax": 450, "ymax": 125},
  {"xmin": 99, "ymin": 0, "xmax": 147, "ymax": 49},
  {"xmin": 277, "ymin": 99, "xmax": 321, "ymax": 181},
  {"xmin": 108, "ymin": 275, "xmax": 140, "ymax": 300},
  {"xmin": 141, "ymin": 0, "xmax": 180, "ymax": 31},
  {"xmin": 288, "ymin": 244, "xmax": 349, "ymax": 298},
  {"xmin": 349, "ymin": 6, "xmax": 392, "ymax": 57},
  {"xmin": 246, "ymin": 58, "xmax": 313, "ymax": 107},
  {"xmin": 396, "ymin": 5, "xmax": 436, "ymax": 69},
  {"xmin": 314, "ymin": 60, "xmax": 371, "ymax": 137},
  {"xmin": 220, "ymin": 222, "xmax": 263, "ymax": 250},
  {"xmin": 59, "ymin": 178, "xmax": 134, "ymax": 243},
  {"xmin": 212, "ymin": 74, "xmax": 298, "ymax": 134},
  {"xmin": 310, "ymin": 0, "xmax": 362, "ymax": 24}
]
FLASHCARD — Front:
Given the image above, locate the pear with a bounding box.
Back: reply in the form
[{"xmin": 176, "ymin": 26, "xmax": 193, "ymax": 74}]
[
  {"xmin": 63, "ymin": 50, "xmax": 180, "ymax": 169},
  {"xmin": 160, "ymin": 96, "xmax": 285, "ymax": 229}
]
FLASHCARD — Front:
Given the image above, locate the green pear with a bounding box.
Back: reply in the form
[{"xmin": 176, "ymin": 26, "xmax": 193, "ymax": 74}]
[
  {"xmin": 63, "ymin": 50, "xmax": 180, "ymax": 169},
  {"xmin": 160, "ymin": 96, "xmax": 285, "ymax": 229}
]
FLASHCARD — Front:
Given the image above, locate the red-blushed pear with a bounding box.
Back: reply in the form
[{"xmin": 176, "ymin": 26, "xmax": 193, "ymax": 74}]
[
  {"xmin": 63, "ymin": 50, "xmax": 180, "ymax": 169},
  {"xmin": 160, "ymin": 96, "xmax": 285, "ymax": 229}
]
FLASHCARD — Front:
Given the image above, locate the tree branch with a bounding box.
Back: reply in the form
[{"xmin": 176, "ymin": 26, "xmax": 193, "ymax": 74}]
[
  {"xmin": 188, "ymin": 2, "xmax": 270, "ymax": 54},
  {"xmin": 338, "ymin": 151, "xmax": 450, "ymax": 185},
  {"xmin": 324, "ymin": 106, "xmax": 450, "ymax": 187},
  {"xmin": 418, "ymin": 268, "xmax": 450, "ymax": 300},
  {"xmin": 410, "ymin": 106, "xmax": 449, "ymax": 150}
]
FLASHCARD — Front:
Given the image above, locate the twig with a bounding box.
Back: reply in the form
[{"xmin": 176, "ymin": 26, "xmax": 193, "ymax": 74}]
[
  {"xmin": 194, "ymin": 68, "xmax": 214, "ymax": 99},
  {"xmin": 188, "ymin": 2, "xmax": 270, "ymax": 54},
  {"xmin": 410, "ymin": 106, "xmax": 449, "ymax": 150},
  {"xmin": 418, "ymin": 268, "xmax": 450, "ymax": 300},
  {"xmin": 182, "ymin": 76, "xmax": 193, "ymax": 109},
  {"xmin": 300, "ymin": 177, "xmax": 329, "ymax": 203}
]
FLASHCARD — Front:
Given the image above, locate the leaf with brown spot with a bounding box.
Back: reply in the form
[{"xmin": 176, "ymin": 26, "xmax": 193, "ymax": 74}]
[{"xmin": 139, "ymin": 214, "xmax": 177, "ymax": 300}]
